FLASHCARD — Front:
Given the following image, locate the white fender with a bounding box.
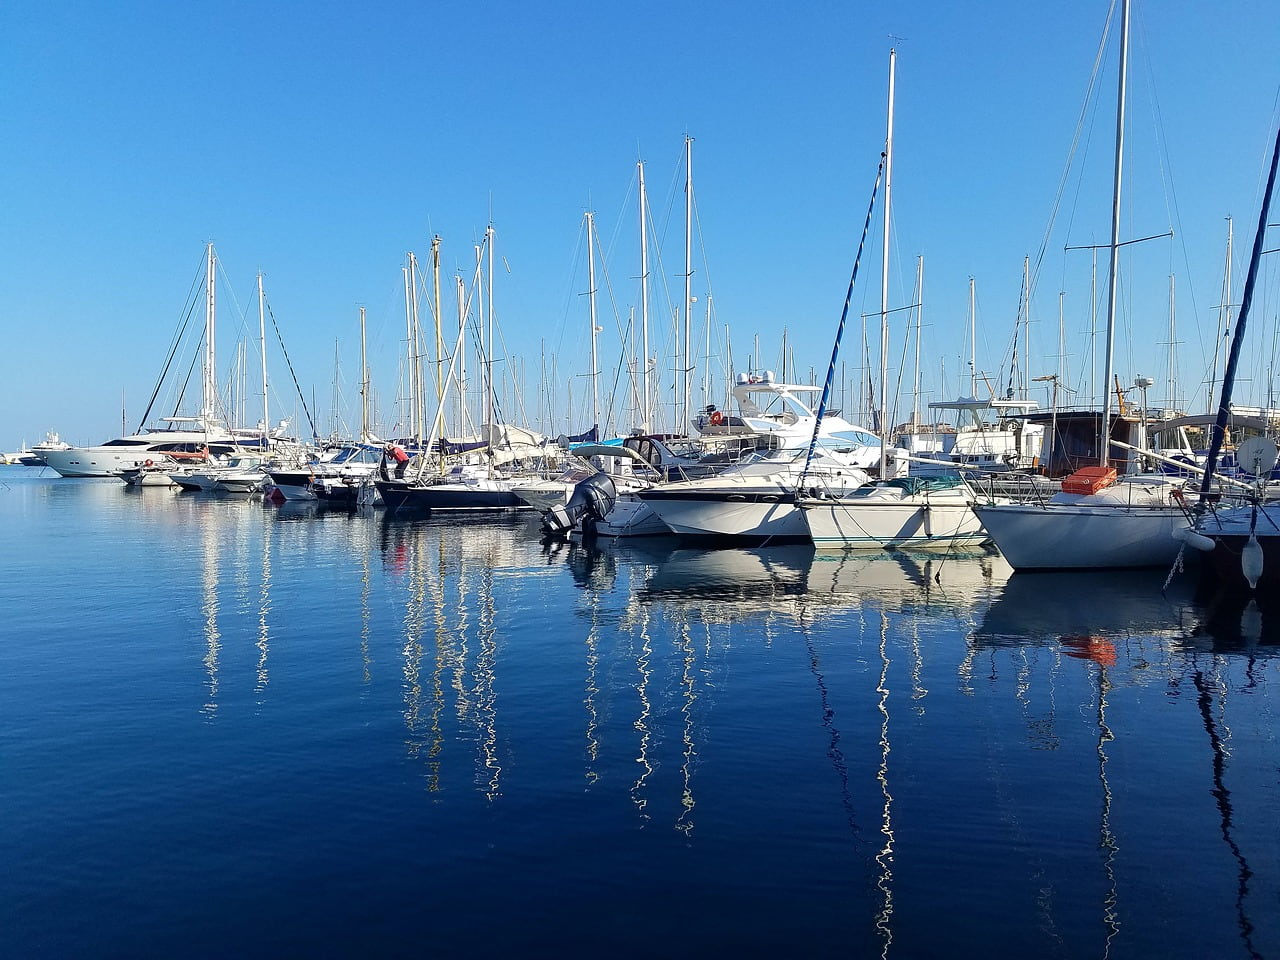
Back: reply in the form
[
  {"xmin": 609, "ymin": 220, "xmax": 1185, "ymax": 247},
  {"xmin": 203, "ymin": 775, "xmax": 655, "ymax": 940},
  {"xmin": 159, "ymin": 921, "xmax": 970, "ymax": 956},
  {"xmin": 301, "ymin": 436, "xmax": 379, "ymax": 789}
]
[
  {"xmin": 1172, "ymin": 526, "xmax": 1216, "ymax": 553},
  {"xmin": 1242, "ymin": 532, "xmax": 1264, "ymax": 591}
]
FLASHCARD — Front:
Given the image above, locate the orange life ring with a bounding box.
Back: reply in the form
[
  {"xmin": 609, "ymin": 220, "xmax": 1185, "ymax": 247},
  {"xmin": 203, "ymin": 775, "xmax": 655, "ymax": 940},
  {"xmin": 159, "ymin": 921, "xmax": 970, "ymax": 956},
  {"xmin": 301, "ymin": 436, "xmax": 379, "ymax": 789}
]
[
  {"xmin": 144, "ymin": 459, "xmax": 154, "ymax": 467},
  {"xmin": 709, "ymin": 411, "xmax": 725, "ymax": 426}
]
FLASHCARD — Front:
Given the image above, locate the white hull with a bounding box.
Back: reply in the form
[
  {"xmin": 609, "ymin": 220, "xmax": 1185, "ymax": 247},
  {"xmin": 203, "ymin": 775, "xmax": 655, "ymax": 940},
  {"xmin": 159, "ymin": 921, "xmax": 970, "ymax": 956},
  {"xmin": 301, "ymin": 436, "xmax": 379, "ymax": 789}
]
[
  {"xmin": 215, "ymin": 476, "xmax": 266, "ymax": 494},
  {"xmin": 801, "ymin": 486, "xmax": 987, "ymax": 549},
  {"xmin": 643, "ymin": 487, "xmax": 808, "ymax": 538},
  {"xmin": 973, "ymin": 501, "xmax": 1188, "ymax": 569},
  {"xmin": 40, "ymin": 425, "xmax": 245, "ymax": 478},
  {"xmin": 512, "ymin": 481, "xmax": 573, "ymax": 514},
  {"xmin": 972, "ymin": 475, "xmax": 1192, "ymax": 570},
  {"xmin": 593, "ymin": 494, "xmax": 670, "ymax": 537},
  {"xmin": 118, "ymin": 467, "xmax": 179, "ymax": 487}
]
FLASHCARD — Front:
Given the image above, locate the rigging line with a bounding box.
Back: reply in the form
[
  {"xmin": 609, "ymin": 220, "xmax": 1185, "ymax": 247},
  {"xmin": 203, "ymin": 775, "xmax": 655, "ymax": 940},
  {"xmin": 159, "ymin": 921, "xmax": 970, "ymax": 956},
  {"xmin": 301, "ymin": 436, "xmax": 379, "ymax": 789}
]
[
  {"xmin": 799, "ymin": 154, "xmax": 885, "ymax": 490},
  {"xmin": 264, "ymin": 299, "xmax": 318, "ymax": 439},
  {"xmin": 1030, "ymin": 0, "xmax": 1117, "ymax": 303},
  {"xmin": 138, "ymin": 258, "xmax": 206, "ymax": 431}
]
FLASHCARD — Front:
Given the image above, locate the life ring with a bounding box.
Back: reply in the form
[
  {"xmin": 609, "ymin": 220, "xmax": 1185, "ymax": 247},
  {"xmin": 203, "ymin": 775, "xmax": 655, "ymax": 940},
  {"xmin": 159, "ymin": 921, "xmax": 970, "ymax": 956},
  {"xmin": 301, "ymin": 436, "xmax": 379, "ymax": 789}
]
[
  {"xmin": 709, "ymin": 411, "xmax": 725, "ymax": 426},
  {"xmin": 144, "ymin": 459, "xmax": 154, "ymax": 467}
]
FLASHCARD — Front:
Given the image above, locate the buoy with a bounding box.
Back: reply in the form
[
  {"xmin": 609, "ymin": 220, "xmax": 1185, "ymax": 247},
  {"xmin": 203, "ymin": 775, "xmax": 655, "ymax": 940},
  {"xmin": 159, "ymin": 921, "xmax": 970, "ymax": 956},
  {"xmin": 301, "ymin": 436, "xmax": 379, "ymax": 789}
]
[
  {"xmin": 144, "ymin": 459, "xmax": 154, "ymax": 467},
  {"xmin": 1173, "ymin": 526, "xmax": 1216, "ymax": 552},
  {"xmin": 1242, "ymin": 532, "xmax": 1264, "ymax": 591}
]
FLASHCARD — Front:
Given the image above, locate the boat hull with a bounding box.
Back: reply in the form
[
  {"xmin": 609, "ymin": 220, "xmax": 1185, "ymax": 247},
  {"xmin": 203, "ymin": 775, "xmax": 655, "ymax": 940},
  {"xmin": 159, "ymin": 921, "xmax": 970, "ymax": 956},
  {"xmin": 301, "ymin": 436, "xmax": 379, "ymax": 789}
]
[
  {"xmin": 593, "ymin": 494, "xmax": 670, "ymax": 537},
  {"xmin": 397, "ymin": 484, "xmax": 529, "ymax": 511},
  {"xmin": 801, "ymin": 493, "xmax": 988, "ymax": 550},
  {"xmin": 266, "ymin": 471, "xmax": 318, "ymax": 501},
  {"xmin": 973, "ymin": 502, "xmax": 1188, "ymax": 570},
  {"xmin": 638, "ymin": 487, "xmax": 807, "ymax": 539}
]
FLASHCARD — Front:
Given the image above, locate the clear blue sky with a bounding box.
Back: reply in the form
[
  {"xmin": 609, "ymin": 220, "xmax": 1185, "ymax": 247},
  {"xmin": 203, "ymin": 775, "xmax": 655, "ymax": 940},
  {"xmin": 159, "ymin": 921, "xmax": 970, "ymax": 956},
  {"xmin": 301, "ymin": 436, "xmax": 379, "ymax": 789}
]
[{"xmin": 3, "ymin": 0, "xmax": 1279, "ymax": 448}]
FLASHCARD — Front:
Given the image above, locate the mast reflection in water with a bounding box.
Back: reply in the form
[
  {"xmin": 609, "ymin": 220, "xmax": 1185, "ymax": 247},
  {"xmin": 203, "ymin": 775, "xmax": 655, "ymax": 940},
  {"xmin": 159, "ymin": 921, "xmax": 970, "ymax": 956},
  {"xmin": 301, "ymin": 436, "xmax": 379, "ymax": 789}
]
[{"xmin": 1, "ymin": 473, "xmax": 1278, "ymax": 957}]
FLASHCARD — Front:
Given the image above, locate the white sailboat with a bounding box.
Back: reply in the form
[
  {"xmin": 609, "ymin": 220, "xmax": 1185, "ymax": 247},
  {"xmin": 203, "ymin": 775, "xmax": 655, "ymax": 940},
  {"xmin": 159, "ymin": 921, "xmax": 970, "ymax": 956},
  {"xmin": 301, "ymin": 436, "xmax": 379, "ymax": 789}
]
[
  {"xmin": 970, "ymin": 0, "xmax": 1195, "ymax": 570},
  {"xmin": 795, "ymin": 48, "xmax": 993, "ymax": 551}
]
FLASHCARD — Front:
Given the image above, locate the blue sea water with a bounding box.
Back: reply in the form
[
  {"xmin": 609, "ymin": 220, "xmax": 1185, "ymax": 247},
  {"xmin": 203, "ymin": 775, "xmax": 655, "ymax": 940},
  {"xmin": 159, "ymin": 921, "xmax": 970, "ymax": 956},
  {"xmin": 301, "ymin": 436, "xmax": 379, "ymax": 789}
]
[{"xmin": 2, "ymin": 469, "xmax": 1278, "ymax": 958}]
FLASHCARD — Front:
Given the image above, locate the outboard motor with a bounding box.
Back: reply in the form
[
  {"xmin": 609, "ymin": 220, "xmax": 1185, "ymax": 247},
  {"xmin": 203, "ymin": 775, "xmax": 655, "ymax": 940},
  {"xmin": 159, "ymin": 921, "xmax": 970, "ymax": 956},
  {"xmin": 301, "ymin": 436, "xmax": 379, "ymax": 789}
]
[{"xmin": 543, "ymin": 473, "xmax": 617, "ymax": 537}]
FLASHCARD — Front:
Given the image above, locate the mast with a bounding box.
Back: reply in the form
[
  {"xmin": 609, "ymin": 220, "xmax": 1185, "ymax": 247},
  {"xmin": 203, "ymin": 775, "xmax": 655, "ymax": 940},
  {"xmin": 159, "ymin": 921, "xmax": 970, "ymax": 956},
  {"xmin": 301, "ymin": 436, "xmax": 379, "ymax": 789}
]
[
  {"xmin": 203, "ymin": 242, "xmax": 217, "ymax": 425},
  {"xmin": 359, "ymin": 306, "xmax": 369, "ymax": 441},
  {"xmin": 485, "ymin": 224, "xmax": 495, "ymax": 438},
  {"xmin": 702, "ymin": 295, "xmax": 712, "ymax": 414},
  {"xmin": 586, "ymin": 211, "xmax": 601, "ymax": 436},
  {"xmin": 1018, "ymin": 256, "xmax": 1029, "ymax": 399},
  {"xmin": 456, "ymin": 273, "xmax": 467, "ymax": 440},
  {"xmin": 431, "ymin": 235, "xmax": 445, "ymax": 441},
  {"xmin": 967, "ymin": 277, "xmax": 977, "ymax": 397},
  {"xmin": 409, "ymin": 253, "xmax": 424, "ymax": 446},
  {"xmin": 257, "ymin": 272, "xmax": 268, "ymax": 446},
  {"xmin": 683, "ymin": 135, "xmax": 694, "ymax": 433},
  {"xmin": 402, "ymin": 256, "xmax": 416, "ymax": 440},
  {"xmin": 878, "ymin": 47, "xmax": 896, "ymax": 477},
  {"xmin": 912, "ymin": 256, "xmax": 923, "ymax": 429},
  {"xmin": 638, "ymin": 159, "xmax": 651, "ymax": 432},
  {"xmin": 1210, "ymin": 217, "xmax": 1234, "ymax": 407},
  {"xmin": 1098, "ymin": 0, "xmax": 1130, "ymax": 469},
  {"xmin": 1166, "ymin": 274, "xmax": 1176, "ymax": 412}
]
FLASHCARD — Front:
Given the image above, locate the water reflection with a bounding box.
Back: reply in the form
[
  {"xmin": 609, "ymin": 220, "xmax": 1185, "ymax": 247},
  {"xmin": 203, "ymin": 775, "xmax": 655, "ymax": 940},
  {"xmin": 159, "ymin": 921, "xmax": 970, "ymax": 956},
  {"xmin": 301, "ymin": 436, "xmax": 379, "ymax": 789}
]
[
  {"xmin": 200, "ymin": 515, "xmax": 220, "ymax": 718},
  {"xmin": 969, "ymin": 567, "xmax": 1274, "ymax": 958},
  {"xmin": 9, "ymin": 473, "xmax": 1280, "ymax": 954},
  {"xmin": 377, "ymin": 514, "xmax": 546, "ymax": 798}
]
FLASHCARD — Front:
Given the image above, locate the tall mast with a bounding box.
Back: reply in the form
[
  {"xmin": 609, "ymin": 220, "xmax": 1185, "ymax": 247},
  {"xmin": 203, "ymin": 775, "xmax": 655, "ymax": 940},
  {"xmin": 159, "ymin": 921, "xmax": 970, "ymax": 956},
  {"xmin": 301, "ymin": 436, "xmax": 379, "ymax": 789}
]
[
  {"xmin": 638, "ymin": 159, "xmax": 651, "ymax": 432},
  {"xmin": 204, "ymin": 242, "xmax": 217, "ymax": 424},
  {"xmin": 410, "ymin": 253, "xmax": 424, "ymax": 444},
  {"xmin": 586, "ymin": 211, "xmax": 601, "ymax": 435},
  {"xmin": 485, "ymin": 224, "xmax": 495, "ymax": 435},
  {"xmin": 1166, "ymin": 274, "xmax": 1177, "ymax": 411},
  {"xmin": 878, "ymin": 47, "xmax": 896, "ymax": 477},
  {"xmin": 431, "ymin": 235, "xmax": 444, "ymax": 441},
  {"xmin": 912, "ymin": 256, "xmax": 923, "ymax": 429},
  {"xmin": 968, "ymin": 276, "xmax": 977, "ymax": 396},
  {"xmin": 702, "ymin": 294, "xmax": 713, "ymax": 413},
  {"xmin": 1210, "ymin": 217, "xmax": 1234, "ymax": 407},
  {"xmin": 257, "ymin": 272, "xmax": 268, "ymax": 445},
  {"xmin": 470, "ymin": 242, "xmax": 483, "ymax": 433},
  {"xmin": 683, "ymin": 135, "xmax": 694, "ymax": 433},
  {"xmin": 456, "ymin": 273, "xmax": 467, "ymax": 438},
  {"xmin": 359, "ymin": 306, "xmax": 369, "ymax": 441},
  {"xmin": 1020, "ymin": 256, "xmax": 1031, "ymax": 398},
  {"xmin": 402, "ymin": 256, "xmax": 416, "ymax": 440},
  {"xmin": 1099, "ymin": 0, "xmax": 1130, "ymax": 468}
]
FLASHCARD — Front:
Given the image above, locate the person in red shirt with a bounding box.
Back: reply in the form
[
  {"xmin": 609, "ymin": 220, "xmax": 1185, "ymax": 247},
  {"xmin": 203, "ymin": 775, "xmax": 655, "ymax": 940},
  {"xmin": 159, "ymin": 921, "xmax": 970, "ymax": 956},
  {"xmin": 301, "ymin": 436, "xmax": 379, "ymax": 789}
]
[{"xmin": 385, "ymin": 441, "xmax": 410, "ymax": 479}]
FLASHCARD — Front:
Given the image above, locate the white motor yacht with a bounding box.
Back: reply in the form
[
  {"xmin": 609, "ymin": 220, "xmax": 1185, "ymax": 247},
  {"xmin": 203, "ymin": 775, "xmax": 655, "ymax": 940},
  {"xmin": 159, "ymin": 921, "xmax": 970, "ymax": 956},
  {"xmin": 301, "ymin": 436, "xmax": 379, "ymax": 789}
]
[{"xmin": 40, "ymin": 419, "xmax": 242, "ymax": 478}]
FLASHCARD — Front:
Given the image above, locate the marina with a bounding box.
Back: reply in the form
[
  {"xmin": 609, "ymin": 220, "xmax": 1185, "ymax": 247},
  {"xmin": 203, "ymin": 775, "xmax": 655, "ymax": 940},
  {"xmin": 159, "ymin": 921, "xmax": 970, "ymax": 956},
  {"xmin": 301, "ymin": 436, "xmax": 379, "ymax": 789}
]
[
  {"xmin": 2, "ymin": 470, "xmax": 1278, "ymax": 956},
  {"xmin": 6, "ymin": 1, "xmax": 1280, "ymax": 954}
]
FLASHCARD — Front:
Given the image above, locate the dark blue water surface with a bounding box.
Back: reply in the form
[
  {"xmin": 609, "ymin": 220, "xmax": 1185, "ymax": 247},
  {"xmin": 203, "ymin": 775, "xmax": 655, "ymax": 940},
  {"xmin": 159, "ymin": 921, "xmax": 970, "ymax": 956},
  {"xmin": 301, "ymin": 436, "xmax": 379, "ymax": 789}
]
[{"xmin": 2, "ymin": 470, "xmax": 1278, "ymax": 958}]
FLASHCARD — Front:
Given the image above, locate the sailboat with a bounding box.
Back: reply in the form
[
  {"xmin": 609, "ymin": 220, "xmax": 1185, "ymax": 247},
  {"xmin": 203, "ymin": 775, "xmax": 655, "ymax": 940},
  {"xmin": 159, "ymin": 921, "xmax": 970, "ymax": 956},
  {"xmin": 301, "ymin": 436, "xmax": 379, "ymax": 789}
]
[
  {"xmin": 376, "ymin": 228, "xmax": 537, "ymax": 514},
  {"xmin": 793, "ymin": 48, "xmax": 992, "ymax": 551},
  {"xmin": 969, "ymin": 0, "xmax": 1195, "ymax": 570},
  {"xmin": 42, "ymin": 244, "xmax": 251, "ymax": 478}
]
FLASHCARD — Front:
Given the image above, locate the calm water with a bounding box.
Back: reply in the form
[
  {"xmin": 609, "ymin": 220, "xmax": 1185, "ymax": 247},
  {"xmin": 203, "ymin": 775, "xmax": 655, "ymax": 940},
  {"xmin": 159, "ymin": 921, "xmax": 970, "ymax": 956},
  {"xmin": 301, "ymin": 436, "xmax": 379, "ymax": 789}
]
[{"xmin": 2, "ymin": 469, "xmax": 1279, "ymax": 958}]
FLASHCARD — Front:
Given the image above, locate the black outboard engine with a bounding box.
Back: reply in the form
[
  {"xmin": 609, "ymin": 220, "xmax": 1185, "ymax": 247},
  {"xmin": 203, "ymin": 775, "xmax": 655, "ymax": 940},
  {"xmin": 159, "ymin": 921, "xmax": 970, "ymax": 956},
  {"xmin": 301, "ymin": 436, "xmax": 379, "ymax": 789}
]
[{"xmin": 543, "ymin": 473, "xmax": 617, "ymax": 537}]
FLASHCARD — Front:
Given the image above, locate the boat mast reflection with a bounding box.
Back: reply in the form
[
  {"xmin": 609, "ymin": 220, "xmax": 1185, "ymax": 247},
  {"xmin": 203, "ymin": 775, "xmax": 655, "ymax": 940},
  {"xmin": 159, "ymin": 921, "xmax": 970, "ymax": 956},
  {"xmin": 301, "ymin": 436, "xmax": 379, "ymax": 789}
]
[
  {"xmin": 1192, "ymin": 662, "xmax": 1261, "ymax": 960},
  {"xmin": 874, "ymin": 611, "xmax": 895, "ymax": 959},
  {"xmin": 201, "ymin": 518, "xmax": 220, "ymax": 719},
  {"xmin": 382, "ymin": 515, "xmax": 527, "ymax": 799}
]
